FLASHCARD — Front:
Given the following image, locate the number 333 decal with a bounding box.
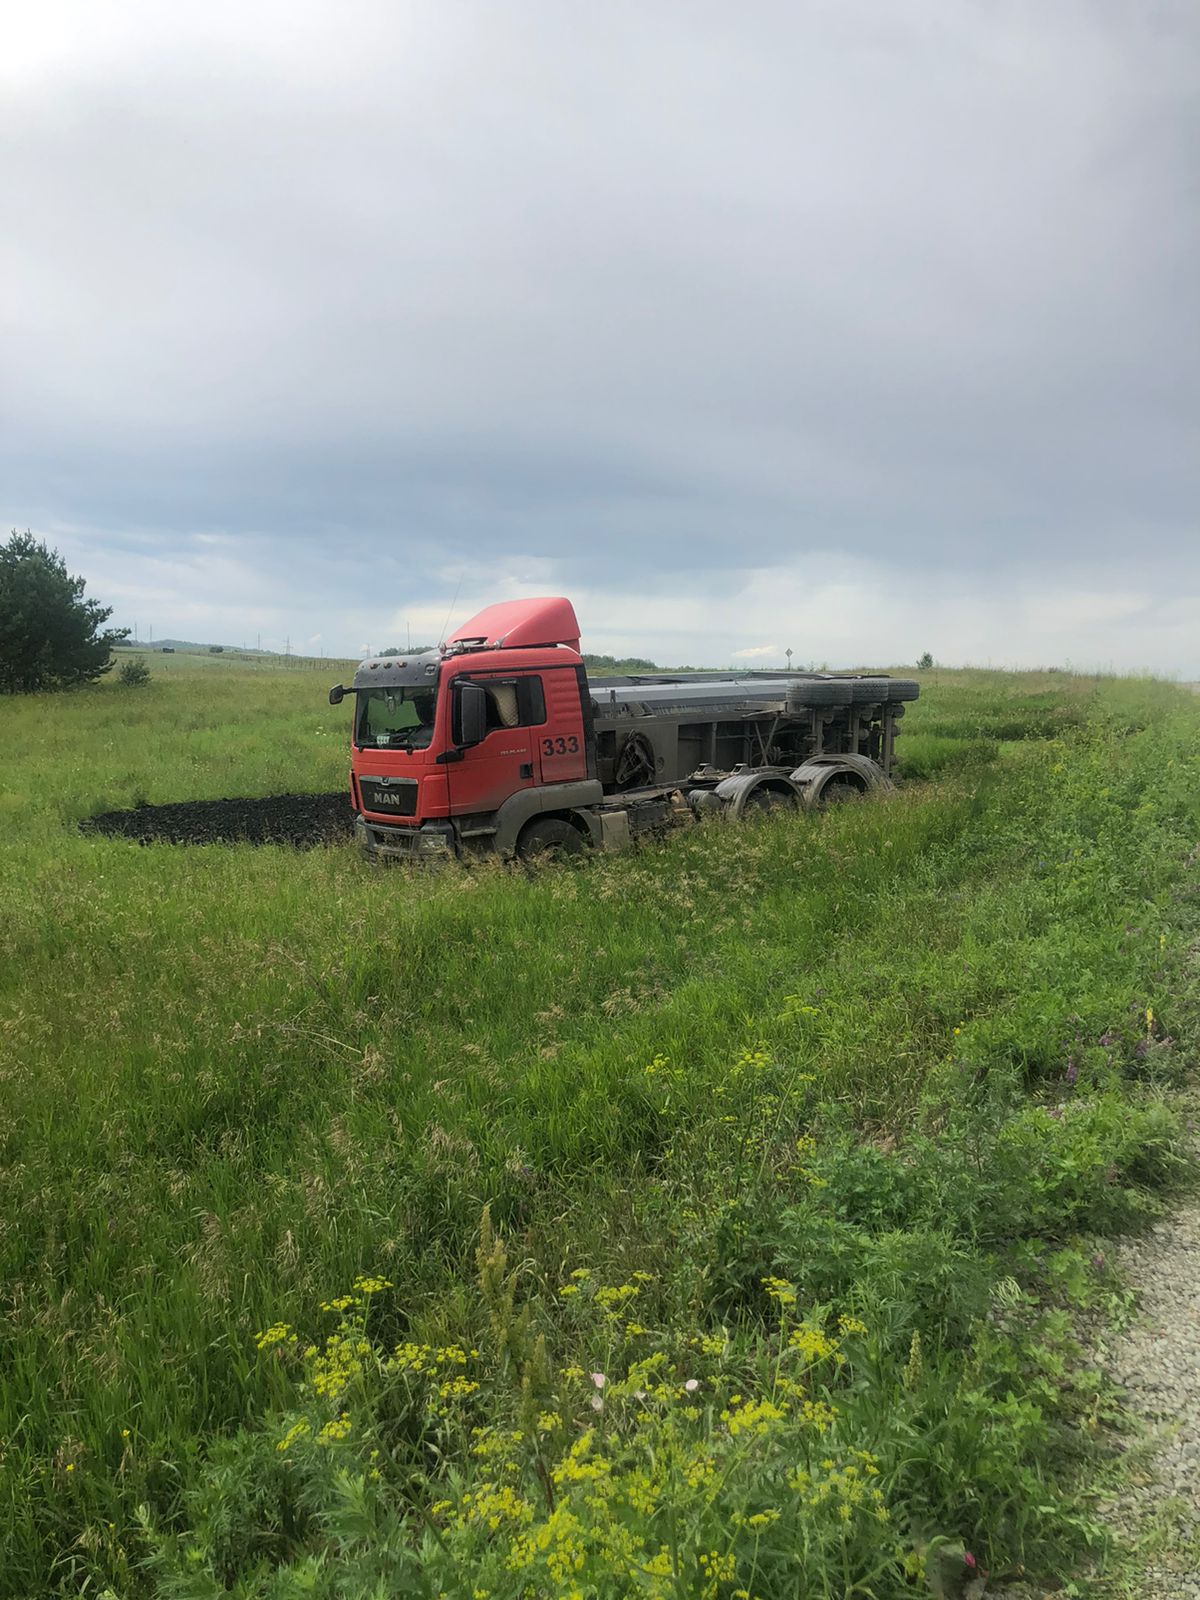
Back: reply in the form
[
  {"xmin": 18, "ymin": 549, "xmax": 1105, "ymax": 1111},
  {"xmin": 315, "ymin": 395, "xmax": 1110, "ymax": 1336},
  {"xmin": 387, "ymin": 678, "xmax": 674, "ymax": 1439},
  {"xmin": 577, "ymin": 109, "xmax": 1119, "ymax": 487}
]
[{"xmin": 542, "ymin": 735, "xmax": 580, "ymax": 756}]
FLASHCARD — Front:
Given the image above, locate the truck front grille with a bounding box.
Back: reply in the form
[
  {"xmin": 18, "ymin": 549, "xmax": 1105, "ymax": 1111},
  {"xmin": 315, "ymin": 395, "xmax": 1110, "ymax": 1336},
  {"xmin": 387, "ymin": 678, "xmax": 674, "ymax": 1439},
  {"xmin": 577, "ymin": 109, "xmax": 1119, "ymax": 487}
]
[{"xmin": 358, "ymin": 777, "xmax": 418, "ymax": 816}]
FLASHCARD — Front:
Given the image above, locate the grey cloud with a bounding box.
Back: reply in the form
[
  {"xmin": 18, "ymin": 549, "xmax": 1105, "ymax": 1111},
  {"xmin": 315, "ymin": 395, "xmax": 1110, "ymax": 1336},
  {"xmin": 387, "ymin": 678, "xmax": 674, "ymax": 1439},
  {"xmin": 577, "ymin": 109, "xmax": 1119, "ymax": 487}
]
[{"xmin": 3, "ymin": 1, "xmax": 1198, "ymax": 661}]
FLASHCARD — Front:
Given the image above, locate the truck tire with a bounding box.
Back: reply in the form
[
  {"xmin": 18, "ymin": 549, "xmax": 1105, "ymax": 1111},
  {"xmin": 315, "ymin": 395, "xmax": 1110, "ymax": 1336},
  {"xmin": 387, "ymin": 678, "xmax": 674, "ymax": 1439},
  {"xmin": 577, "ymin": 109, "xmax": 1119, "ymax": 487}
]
[
  {"xmin": 849, "ymin": 678, "xmax": 891, "ymax": 703},
  {"xmin": 785, "ymin": 681, "xmax": 853, "ymax": 708},
  {"xmin": 614, "ymin": 731, "xmax": 656, "ymax": 790},
  {"xmin": 884, "ymin": 679, "xmax": 920, "ymax": 702},
  {"xmin": 743, "ymin": 784, "xmax": 797, "ymax": 814},
  {"xmin": 516, "ymin": 817, "xmax": 587, "ymax": 861}
]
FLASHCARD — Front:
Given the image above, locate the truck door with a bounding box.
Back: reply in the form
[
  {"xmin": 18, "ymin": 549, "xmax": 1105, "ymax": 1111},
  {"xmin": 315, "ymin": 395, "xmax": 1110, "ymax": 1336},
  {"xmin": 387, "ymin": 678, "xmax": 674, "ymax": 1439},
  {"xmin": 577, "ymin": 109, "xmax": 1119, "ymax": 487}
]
[
  {"xmin": 448, "ymin": 674, "xmax": 541, "ymax": 816},
  {"xmin": 535, "ymin": 666, "xmax": 589, "ymax": 786}
]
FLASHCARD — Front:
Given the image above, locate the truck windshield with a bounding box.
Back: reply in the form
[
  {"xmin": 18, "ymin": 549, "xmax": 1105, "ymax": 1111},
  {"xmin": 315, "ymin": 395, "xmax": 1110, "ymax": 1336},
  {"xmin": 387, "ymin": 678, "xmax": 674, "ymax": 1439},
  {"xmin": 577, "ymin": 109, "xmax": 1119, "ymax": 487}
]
[{"xmin": 355, "ymin": 686, "xmax": 438, "ymax": 749}]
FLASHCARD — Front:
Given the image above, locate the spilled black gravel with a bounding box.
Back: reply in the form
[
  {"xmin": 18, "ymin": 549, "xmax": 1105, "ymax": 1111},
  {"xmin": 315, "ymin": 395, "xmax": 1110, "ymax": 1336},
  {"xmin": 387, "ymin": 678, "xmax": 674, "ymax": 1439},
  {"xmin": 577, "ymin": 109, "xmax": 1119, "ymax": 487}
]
[{"xmin": 81, "ymin": 792, "xmax": 354, "ymax": 849}]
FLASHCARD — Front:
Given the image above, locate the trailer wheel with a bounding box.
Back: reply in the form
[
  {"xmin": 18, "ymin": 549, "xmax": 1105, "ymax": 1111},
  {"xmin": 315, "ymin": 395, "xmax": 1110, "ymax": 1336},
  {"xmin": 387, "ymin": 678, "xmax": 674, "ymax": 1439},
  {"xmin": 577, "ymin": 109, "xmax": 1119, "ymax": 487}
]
[
  {"xmin": 517, "ymin": 817, "xmax": 587, "ymax": 861},
  {"xmin": 614, "ymin": 731, "xmax": 656, "ymax": 790},
  {"xmin": 743, "ymin": 785, "xmax": 797, "ymax": 815},
  {"xmin": 821, "ymin": 776, "xmax": 866, "ymax": 805}
]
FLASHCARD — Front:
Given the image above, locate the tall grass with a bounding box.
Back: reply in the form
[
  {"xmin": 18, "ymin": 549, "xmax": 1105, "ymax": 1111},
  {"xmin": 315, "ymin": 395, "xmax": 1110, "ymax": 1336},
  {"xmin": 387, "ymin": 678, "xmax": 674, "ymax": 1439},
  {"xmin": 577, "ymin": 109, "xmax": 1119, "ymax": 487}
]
[{"xmin": 0, "ymin": 663, "xmax": 1197, "ymax": 1595}]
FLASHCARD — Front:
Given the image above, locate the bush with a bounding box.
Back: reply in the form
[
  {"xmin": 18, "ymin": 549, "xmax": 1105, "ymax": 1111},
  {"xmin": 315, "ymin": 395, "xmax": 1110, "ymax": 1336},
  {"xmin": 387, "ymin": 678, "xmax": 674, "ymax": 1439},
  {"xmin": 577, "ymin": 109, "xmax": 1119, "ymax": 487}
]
[
  {"xmin": 142, "ymin": 1237, "xmax": 924, "ymax": 1598},
  {"xmin": 119, "ymin": 655, "xmax": 152, "ymax": 687},
  {"xmin": 143, "ymin": 1191, "xmax": 1137, "ymax": 1599}
]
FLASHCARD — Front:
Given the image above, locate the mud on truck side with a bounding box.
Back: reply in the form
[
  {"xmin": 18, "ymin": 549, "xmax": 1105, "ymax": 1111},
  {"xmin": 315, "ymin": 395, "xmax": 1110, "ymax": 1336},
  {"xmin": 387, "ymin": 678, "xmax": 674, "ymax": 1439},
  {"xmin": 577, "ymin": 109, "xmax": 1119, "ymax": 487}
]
[{"xmin": 328, "ymin": 596, "xmax": 918, "ymax": 863}]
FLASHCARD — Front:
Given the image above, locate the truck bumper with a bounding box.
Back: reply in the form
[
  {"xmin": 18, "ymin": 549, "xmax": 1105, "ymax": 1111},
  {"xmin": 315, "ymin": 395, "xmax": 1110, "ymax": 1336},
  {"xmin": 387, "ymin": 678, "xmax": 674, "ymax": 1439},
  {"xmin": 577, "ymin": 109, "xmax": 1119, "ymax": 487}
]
[{"xmin": 356, "ymin": 816, "xmax": 456, "ymax": 863}]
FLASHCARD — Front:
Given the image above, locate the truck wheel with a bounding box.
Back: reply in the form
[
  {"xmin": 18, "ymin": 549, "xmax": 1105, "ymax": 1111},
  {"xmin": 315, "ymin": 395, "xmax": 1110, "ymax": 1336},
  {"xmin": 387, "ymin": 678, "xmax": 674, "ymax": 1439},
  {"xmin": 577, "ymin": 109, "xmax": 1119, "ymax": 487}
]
[
  {"xmin": 884, "ymin": 679, "xmax": 920, "ymax": 702},
  {"xmin": 517, "ymin": 818, "xmax": 587, "ymax": 861},
  {"xmin": 821, "ymin": 778, "xmax": 865, "ymax": 805},
  {"xmin": 614, "ymin": 731, "xmax": 656, "ymax": 790},
  {"xmin": 744, "ymin": 785, "xmax": 797, "ymax": 815}
]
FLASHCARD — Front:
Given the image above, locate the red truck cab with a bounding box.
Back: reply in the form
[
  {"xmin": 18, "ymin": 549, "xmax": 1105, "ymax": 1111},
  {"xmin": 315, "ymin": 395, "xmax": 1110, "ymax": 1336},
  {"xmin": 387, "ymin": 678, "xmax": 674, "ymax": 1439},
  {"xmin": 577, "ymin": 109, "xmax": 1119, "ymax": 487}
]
[{"xmin": 330, "ymin": 598, "xmax": 603, "ymax": 861}]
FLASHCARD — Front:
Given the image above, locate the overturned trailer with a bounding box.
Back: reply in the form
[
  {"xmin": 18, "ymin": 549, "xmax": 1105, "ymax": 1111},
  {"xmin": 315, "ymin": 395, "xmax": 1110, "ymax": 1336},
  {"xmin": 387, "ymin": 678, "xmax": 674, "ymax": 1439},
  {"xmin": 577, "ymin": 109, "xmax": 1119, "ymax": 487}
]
[{"xmin": 328, "ymin": 597, "xmax": 918, "ymax": 861}]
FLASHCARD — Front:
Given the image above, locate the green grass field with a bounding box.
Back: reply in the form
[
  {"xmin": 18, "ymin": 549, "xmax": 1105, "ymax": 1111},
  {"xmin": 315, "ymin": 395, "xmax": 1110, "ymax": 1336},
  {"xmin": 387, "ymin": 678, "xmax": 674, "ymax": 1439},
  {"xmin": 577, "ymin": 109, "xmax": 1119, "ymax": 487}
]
[{"xmin": 1, "ymin": 656, "xmax": 1198, "ymax": 1598}]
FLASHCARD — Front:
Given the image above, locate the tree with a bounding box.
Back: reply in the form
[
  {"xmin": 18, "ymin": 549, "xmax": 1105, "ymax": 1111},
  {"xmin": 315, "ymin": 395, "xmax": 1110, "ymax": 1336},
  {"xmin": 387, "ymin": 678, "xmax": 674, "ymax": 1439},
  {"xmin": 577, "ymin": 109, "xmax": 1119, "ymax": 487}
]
[
  {"xmin": 0, "ymin": 529, "xmax": 129, "ymax": 693},
  {"xmin": 917, "ymin": 651, "xmax": 934, "ymax": 670}
]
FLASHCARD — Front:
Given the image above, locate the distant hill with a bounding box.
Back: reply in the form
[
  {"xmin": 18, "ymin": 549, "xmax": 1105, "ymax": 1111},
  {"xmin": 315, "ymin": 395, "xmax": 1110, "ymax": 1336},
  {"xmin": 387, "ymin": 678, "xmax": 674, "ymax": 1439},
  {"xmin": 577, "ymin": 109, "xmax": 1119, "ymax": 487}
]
[
  {"xmin": 121, "ymin": 640, "xmax": 317, "ymax": 658},
  {"xmin": 118, "ymin": 639, "xmax": 264, "ymax": 654}
]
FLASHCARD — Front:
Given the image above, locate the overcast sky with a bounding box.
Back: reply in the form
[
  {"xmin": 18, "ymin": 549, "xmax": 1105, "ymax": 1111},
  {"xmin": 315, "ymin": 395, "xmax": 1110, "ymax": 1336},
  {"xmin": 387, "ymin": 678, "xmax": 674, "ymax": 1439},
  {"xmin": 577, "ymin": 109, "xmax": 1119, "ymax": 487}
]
[{"xmin": 3, "ymin": 1, "xmax": 1197, "ymax": 669}]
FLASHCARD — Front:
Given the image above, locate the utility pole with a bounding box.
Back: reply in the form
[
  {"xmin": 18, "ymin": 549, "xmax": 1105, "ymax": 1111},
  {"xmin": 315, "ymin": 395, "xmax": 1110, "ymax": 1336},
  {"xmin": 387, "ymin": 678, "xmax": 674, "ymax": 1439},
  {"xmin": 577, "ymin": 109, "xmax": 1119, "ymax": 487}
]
[{"xmin": 786, "ymin": 647, "xmax": 793, "ymax": 672}]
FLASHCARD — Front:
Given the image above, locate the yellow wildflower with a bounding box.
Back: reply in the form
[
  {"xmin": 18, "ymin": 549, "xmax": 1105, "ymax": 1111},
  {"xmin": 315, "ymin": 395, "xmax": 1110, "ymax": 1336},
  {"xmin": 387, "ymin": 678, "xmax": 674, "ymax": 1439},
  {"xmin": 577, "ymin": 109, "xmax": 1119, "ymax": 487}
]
[
  {"xmin": 316, "ymin": 1412, "xmax": 352, "ymax": 1445},
  {"xmin": 595, "ymin": 1283, "xmax": 638, "ymax": 1310},
  {"xmin": 761, "ymin": 1276, "xmax": 797, "ymax": 1307},
  {"xmin": 788, "ymin": 1323, "xmax": 838, "ymax": 1361},
  {"xmin": 276, "ymin": 1418, "xmax": 311, "ymax": 1452},
  {"xmin": 721, "ymin": 1397, "xmax": 787, "ymax": 1437},
  {"xmin": 436, "ymin": 1376, "xmax": 480, "ymax": 1401}
]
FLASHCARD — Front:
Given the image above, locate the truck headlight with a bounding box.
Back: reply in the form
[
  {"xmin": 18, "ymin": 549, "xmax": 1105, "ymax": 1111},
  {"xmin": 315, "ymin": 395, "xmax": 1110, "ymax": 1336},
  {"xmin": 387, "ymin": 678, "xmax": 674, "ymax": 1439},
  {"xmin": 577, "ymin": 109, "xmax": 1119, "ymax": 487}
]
[{"xmin": 416, "ymin": 830, "xmax": 452, "ymax": 854}]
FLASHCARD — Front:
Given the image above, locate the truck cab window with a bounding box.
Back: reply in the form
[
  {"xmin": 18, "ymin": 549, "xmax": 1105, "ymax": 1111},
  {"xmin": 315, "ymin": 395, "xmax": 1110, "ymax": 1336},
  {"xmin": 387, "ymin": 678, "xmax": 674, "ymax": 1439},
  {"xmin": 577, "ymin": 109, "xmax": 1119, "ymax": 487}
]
[
  {"xmin": 356, "ymin": 686, "xmax": 438, "ymax": 749},
  {"xmin": 486, "ymin": 682, "xmax": 520, "ymax": 729},
  {"xmin": 457, "ymin": 676, "xmax": 546, "ymax": 738}
]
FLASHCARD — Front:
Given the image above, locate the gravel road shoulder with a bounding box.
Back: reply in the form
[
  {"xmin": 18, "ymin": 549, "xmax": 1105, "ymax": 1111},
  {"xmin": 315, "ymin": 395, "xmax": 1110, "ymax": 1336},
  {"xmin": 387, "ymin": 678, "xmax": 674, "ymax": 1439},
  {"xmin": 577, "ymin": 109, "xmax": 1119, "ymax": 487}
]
[
  {"xmin": 1095, "ymin": 1187, "xmax": 1200, "ymax": 1597},
  {"xmin": 985, "ymin": 1130, "xmax": 1200, "ymax": 1600}
]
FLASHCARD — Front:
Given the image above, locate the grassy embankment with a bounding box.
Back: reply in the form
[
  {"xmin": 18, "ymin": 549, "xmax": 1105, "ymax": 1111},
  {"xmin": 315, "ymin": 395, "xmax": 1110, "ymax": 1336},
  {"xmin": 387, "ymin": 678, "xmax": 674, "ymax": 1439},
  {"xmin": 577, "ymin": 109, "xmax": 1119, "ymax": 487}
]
[{"xmin": 0, "ymin": 657, "xmax": 1198, "ymax": 1597}]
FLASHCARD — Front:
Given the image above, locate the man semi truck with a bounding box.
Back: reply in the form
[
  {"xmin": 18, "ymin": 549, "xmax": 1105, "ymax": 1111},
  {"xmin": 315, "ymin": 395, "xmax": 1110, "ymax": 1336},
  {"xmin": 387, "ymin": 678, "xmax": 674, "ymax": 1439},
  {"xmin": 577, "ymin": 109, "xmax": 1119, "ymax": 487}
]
[{"xmin": 328, "ymin": 596, "xmax": 918, "ymax": 862}]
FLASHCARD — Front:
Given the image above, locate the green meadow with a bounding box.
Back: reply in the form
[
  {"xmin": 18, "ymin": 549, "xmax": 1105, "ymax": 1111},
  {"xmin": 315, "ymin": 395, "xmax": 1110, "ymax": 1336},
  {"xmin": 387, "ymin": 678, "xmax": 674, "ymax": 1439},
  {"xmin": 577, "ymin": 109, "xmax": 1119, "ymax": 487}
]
[{"xmin": 1, "ymin": 655, "xmax": 1198, "ymax": 1598}]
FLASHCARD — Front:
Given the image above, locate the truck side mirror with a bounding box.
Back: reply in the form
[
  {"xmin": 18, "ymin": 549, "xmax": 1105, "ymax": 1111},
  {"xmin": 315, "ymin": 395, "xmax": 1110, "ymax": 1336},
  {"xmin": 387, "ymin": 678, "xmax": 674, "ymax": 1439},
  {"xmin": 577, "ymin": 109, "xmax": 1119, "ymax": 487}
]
[
  {"xmin": 457, "ymin": 682, "xmax": 488, "ymax": 748},
  {"xmin": 328, "ymin": 684, "xmax": 346, "ymax": 706}
]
